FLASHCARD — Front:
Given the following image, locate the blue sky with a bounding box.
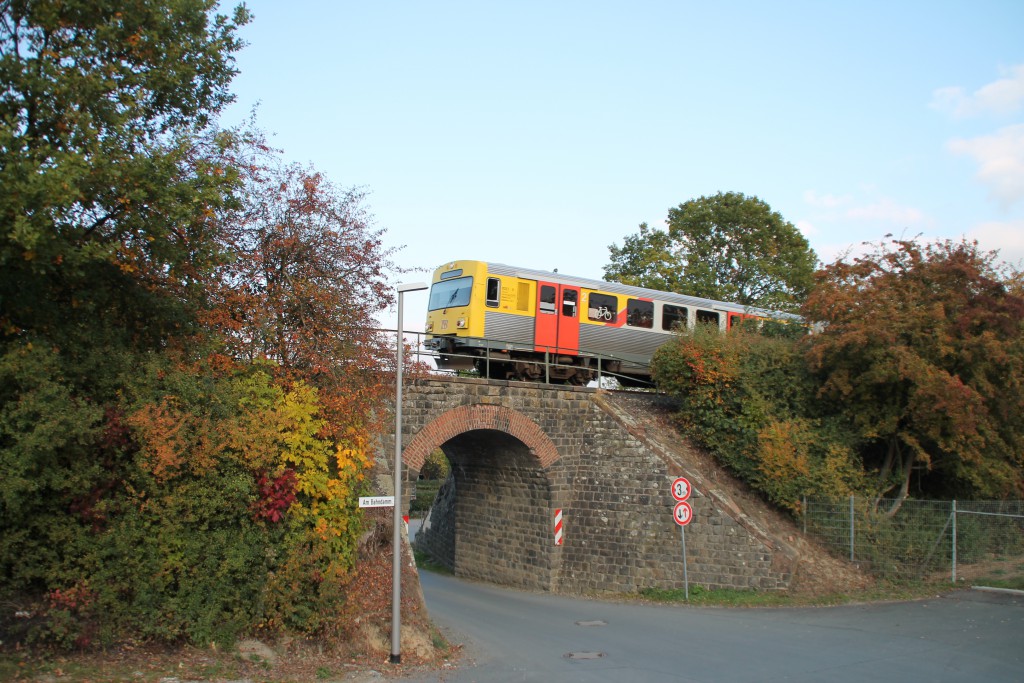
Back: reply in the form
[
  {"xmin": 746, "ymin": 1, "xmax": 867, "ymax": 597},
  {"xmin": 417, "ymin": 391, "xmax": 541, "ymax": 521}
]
[{"xmin": 221, "ymin": 1, "xmax": 1024, "ymax": 326}]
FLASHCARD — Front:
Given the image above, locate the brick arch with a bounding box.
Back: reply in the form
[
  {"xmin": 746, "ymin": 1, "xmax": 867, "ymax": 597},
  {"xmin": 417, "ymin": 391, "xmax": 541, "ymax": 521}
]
[{"xmin": 403, "ymin": 404, "xmax": 560, "ymax": 472}]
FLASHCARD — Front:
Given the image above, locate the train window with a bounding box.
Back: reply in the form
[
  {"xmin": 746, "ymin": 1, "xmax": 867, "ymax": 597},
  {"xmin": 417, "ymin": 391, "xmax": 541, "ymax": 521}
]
[
  {"xmin": 696, "ymin": 309, "xmax": 720, "ymax": 327},
  {"xmin": 486, "ymin": 277, "xmax": 500, "ymax": 307},
  {"xmin": 626, "ymin": 299, "xmax": 654, "ymax": 328},
  {"xmin": 663, "ymin": 304, "xmax": 688, "ymax": 331},
  {"xmin": 588, "ymin": 293, "xmax": 617, "ymax": 322},
  {"xmin": 428, "ymin": 276, "xmax": 473, "ymax": 311},
  {"xmin": 539, "ymin": 285, "xmax": 556, "ymax": 314},
  {"xmin": 729, "ymin": 313, "xmax": 742, "ymax": 329},
  {"xmin": 562, "ymin": 289, "xmax": 578, "ymax": 317}
]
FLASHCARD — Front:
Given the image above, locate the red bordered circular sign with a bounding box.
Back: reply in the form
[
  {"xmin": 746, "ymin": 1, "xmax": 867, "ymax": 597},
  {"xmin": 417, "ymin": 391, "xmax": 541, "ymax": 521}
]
[
  {"xmin": 671, "ymin": 477, "xmax": 692, "ymax": 502},
  {"xmin": 673, "ymin": 501, "xmax": 693, "ymax": 526}
]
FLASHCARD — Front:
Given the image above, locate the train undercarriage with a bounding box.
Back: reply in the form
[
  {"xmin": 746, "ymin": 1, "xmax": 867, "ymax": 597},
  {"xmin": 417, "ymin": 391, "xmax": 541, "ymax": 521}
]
[{"xmin": 427, "ymin": 337, "xmax": 643, "ymax": 386}]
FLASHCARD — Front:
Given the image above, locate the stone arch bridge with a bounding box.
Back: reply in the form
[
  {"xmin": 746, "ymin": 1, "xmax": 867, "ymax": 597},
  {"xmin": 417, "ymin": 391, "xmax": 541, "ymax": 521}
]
[{"xmin": 379, "ymin": 376, "xmax": 816, "ymax": 594}]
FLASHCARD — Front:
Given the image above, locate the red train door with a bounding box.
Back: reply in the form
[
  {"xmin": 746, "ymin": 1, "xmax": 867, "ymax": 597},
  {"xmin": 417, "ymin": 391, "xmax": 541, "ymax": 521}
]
[{"xmin": 535, "ymin": 282, "xmax": 580, "ymax": 355}]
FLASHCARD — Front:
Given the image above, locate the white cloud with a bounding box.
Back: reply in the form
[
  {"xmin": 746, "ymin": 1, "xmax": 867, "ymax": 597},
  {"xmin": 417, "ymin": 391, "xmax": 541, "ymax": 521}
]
[
  {"xmin": 964, "ymin": 219, "xmax": 1024, "ymax": 268},
  {"xmin": 930, "ymin": 64, "xmax": 1024, "ymax": 119},
  {"xmin": 948, "ymin": 124, "xmax": 1024, "ymax": 207},
  {"xmin": 795, "ymin": 219, "xmax": 818, "ymax": 237}
]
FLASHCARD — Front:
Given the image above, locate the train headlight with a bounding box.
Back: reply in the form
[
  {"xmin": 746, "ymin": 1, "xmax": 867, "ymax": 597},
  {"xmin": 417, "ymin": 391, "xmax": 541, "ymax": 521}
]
[
  {"xmin": 425, "ymin": 320, "xmax": 434, "ymax": 332},
  {"xmin": 456, "ymin": 317, "xmax": 467, "ymax": 329}
]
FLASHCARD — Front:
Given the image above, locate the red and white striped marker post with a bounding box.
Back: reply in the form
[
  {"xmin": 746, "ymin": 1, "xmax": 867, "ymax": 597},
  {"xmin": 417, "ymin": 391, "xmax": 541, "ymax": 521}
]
[{"xmin": 553, "ymin": 508, "xmax": 564, "ymax": 545}]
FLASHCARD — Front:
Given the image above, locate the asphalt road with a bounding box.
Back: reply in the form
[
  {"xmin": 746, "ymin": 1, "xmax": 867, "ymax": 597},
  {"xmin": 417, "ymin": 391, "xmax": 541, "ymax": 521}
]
[{"xmin": 397, "ymin": 568, "xmax": 1024, "ymax": 683}]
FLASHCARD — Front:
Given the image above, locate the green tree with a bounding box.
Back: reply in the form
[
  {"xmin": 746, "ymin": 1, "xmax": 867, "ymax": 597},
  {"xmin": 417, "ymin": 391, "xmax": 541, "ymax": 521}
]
[
  {"xmin": 605, "ymin": 192, "xmax": 817, "ymax": 312},
  {"xmin": 0, "ymin": 0, "xmax": 252, "ymax": 645},
  {"xmin": 803, "ymin": 238, "xmax": 1024, "ymax": 511},
  {"xmin": 1, "ymin": 0, "xmax": 249, "ymax": 357},
  {"xmin": 420, "ymin": 448, "xmax": 451, "ymax": 480}
]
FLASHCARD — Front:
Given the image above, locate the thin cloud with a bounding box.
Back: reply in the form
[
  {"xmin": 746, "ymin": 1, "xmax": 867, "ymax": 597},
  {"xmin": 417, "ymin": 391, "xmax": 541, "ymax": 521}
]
[
  {"xmin": 930, "ymin": 64, "xmax": 1024, "ymax": 119},
  {"xmin": 965, "ymin": 219, "xmax": 1024, "ymax": 268},
  {"xmin": 845, "ymin": 198, "xmax": 926, "ymax": 226},
  {"xmin": 803, "ymin": 190, "xmax": 850, "ymax": 209},
  {"xmin": 948, "ymin": 124, "xmax": 1024, "ymax": 207}
]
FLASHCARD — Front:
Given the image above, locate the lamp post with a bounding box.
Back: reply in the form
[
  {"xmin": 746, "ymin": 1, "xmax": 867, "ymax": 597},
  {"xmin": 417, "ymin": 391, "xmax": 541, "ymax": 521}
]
[{"xmin": 392, "ymin": 281, "xmax": 428, "ymax": 665}]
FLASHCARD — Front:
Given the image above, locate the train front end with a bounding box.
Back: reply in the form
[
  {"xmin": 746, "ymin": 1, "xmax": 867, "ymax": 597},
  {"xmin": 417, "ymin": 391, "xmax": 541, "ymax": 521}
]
[{"xmin": 423, "ymin": 260, "xmax": 489, "ymax": 372}]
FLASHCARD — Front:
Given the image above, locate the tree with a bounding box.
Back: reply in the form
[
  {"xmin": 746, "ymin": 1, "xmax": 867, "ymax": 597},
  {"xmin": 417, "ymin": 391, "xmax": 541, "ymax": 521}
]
[
  {"xmin": 605, "ymin": 192, "xmax": 817, "ymax": 311},
  {"xmin": 0, "ymin": 0, "xmax": 259, "ymax": 645},
  {"xmin": 211, "ymin": 163, "xmax": 395, "ymax": 370},
  {"xmin": 1, "ymin": 0, "xmax": 250, "ymax": 356},
  {"xmin": 802, "ymin": 238, "xmax": 1024, "ymax": 511},
  {"xmin": 1, "ymin": 0, "xmax": 250, "ymax": 543},
  {"xmin": 1, "ymin": 0, "xmax": 406, "ymax": 647},
  {"xmin": 207, "ymin": 161, "xmax": 399, "ymax": 441}
]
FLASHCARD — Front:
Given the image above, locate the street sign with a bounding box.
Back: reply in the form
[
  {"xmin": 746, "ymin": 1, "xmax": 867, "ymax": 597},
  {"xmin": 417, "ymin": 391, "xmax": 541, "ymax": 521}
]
[
  {"xmin": 673, "ymin": 501, "xmax": 693, "ymax": 526},
  {"xmin": 671, "ymin": 476, "xmax": 692, "ymax": 502},
  {"xmin": 669, "ymin": 481, "xmax": 694, "ymax": 598},
  {"xmin": 359, "ymin": 496, "xmax": 395, "ymax": 508}
]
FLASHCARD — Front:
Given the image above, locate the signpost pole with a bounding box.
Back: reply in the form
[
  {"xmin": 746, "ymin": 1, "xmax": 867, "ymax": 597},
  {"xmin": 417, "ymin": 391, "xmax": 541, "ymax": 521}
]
[
  {"xmin": 391, "ymin": 282, "xmax": 427, "ymax": 665},
  {"xmin": 681, "ymin": 525, "xmax": 689, "ymax": 601}
]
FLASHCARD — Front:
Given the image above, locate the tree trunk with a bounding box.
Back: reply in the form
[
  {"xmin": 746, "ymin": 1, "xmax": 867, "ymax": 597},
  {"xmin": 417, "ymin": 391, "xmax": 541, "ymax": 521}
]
[
  {"xmin": 871, "ymin": 437, "xmax": 901, "ymax": 514},
  {"xmin": 881, "ymin": 447, "xmax": 915, "ymax": 518}
]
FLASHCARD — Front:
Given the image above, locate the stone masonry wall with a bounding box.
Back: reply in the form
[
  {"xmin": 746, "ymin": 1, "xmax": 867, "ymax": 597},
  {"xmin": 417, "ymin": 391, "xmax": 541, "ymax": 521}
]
[
  {"xmin": 398, "ymin": 376, "xmax": 798, "ymax": 594},
  {"xmin": 553, "ymin": 392, "xmax": 791, "ymax": 593}
]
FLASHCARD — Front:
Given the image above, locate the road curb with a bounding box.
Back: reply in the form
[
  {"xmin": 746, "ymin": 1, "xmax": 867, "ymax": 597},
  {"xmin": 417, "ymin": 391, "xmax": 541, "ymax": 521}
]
[{"xmin": 971, "ymin": 585, "xmax": 1024, "ymax": 596}]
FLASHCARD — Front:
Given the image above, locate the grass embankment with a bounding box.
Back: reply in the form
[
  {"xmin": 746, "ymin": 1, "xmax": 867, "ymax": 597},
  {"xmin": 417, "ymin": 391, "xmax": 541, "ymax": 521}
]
[{"xmin": 636, "ymin": 560, "xmax": 1024, "ymax": 607}]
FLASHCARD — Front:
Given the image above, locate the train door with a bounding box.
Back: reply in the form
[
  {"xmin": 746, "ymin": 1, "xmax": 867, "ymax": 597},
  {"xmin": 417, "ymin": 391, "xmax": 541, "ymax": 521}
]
[{"xmin": 535, "ymin": 282, "xmax": 580, "ymax": 355}]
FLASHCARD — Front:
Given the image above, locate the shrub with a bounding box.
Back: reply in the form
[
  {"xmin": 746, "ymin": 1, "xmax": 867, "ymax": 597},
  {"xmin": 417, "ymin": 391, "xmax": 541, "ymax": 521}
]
[
  {"xmin": 1, "ymin": 358, "xmax": 372, "ymax": 648},
  {"xmin": 652, "ymin": 327, "xmax": 865, "ymax": 512}
]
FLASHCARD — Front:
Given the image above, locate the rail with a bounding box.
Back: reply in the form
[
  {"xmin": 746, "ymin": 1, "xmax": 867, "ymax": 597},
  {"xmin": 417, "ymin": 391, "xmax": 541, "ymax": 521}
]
[{"xmin": 384, "ymin": 328, "xmax": 655, "ymax": 389}]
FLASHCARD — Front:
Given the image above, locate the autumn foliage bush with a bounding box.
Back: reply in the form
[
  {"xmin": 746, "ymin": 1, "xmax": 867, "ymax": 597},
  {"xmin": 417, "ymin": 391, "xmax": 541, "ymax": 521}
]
[
  {"xmin": 0, "ymin": 350, "xmax": 384, "ymax": 648},
  {"xmin": 652, "ymin": 324, "xmax": 866, "ymax": 513}
]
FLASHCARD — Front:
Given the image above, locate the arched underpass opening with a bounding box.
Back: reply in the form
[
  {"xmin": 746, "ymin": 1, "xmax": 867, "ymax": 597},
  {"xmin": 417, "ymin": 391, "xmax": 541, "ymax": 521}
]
[{"xmin": 414, "ymin": 429, "xmax": 555, "ymax": 591}]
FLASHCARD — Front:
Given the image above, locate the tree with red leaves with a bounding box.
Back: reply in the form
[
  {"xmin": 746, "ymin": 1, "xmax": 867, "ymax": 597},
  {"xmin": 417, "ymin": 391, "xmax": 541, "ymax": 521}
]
[
  {"xmin": 803, "ymin": 238, "xmax": 1024, "ymax": 512},
  {"xmin": 210, "ymin": 161, "xmax": 400, "ymax": 440}
]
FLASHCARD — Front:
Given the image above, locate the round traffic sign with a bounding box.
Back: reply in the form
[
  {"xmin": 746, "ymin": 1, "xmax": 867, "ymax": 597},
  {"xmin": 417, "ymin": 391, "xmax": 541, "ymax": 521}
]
[
  {"xmin": 673, "ymin": 501, "xmax": 693, "ymax": 526},
  {"xmin": 671, "ymin": 477, "xmax": 692, "ymax": 502}
]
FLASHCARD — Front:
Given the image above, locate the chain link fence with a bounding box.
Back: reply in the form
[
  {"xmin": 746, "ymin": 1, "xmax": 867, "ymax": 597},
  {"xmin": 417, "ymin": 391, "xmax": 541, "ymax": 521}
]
[{"xmin": 802, "ymin": 497, "xmax": 1024, "ymax": 583}]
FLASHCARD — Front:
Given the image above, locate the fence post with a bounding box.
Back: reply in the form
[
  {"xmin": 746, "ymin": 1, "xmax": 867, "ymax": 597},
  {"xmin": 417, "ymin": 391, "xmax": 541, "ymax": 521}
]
[
  {"xmin": 951, "ymin": 499, "xmax": 957, "ymax": 584},
  {"xmin": 849, "ymin": 495, "xmax": 855, "ymax": 562},
  {"xmin": 802, "ymin": 496, "xmax": 807, "ymax": 535}
]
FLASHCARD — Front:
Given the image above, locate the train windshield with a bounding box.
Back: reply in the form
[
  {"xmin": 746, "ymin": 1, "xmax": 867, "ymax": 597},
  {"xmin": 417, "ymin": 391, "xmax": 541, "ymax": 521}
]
[{"xmin": 428, "ymin": 276, "xmax": 473, "ymax": 311}]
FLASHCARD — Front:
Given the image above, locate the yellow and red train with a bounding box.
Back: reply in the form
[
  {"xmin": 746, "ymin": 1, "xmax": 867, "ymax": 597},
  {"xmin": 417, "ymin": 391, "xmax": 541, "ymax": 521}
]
[{"xmin": 423, "ymin": 259, "xmax": 797, "ymax": 385}]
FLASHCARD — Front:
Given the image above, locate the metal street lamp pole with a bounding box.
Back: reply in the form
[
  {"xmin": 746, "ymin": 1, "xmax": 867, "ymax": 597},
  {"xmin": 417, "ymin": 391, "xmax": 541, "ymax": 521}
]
[{"xmin": 392, "ymin": 282, "xmax": 428, "ymax": 665}]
